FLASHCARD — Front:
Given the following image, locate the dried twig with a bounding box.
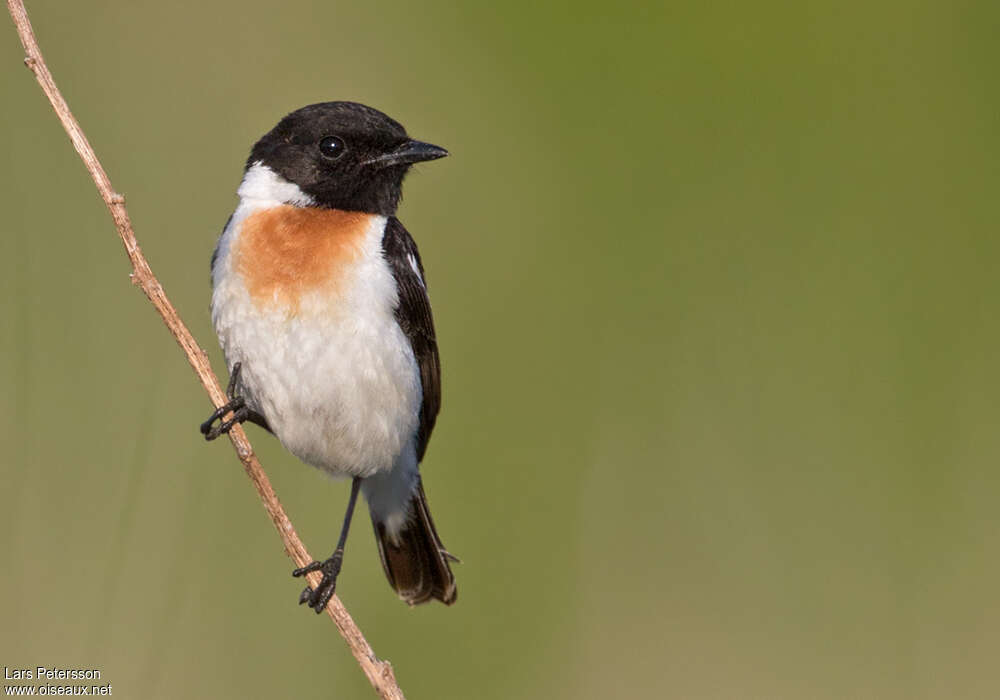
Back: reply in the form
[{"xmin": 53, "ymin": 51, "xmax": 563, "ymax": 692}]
[{"xmin": 5, "ymin": 2, "xmax": 405, "ymax": 698}]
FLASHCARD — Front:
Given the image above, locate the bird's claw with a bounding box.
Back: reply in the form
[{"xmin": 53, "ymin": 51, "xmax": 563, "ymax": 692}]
[
  {"xmin": 199, "ymin": 362, "xmax": 248, "ymax": 440},
  {"xmin": 292, "ymin": 551, "xmax": 344, "ymax": 614}
]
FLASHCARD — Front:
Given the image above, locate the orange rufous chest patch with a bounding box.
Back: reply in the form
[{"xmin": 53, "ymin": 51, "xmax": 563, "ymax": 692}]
[{"xmin": 234, "ymin": 206, "xmax": 374, "ymax": 312}]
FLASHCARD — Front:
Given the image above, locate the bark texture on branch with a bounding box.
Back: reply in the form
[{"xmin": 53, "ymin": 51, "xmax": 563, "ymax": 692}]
[{"xmin": 5, "ymin": 2, "xmax": 405, "ymax": 698}]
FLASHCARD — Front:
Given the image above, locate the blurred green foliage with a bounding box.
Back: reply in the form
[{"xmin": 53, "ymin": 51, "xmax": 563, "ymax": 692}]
[{"xmin": 2, "ymin": 1, "xmax": 999, "ymax": 698}]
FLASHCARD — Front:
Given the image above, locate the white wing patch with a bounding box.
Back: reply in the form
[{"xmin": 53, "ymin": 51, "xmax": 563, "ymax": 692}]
[{"xmin": 407, "ymin": 252, "xmax": 425, "ymax": 288}]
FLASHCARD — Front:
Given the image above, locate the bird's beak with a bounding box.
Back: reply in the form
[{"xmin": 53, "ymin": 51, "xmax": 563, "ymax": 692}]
[{"xmin": 363, "ymin": 140, "xmax": 449, "ymax": 168}]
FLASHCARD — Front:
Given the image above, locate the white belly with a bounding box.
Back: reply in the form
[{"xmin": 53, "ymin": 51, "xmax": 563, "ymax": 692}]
[{"xmin": 210, "ymin": 200, "xmax": 421, "ymax": 478}]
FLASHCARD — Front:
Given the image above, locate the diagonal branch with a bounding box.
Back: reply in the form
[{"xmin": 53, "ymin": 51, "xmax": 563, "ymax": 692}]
[{"xmin": 5, "ymin": 2, "xmax": 405, "ymax": 698}]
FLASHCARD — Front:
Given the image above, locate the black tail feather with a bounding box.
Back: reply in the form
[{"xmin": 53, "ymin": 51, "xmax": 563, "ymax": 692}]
[{"xmin": 372, "ymin": 479, "xmax": 457, "ymax": 606}]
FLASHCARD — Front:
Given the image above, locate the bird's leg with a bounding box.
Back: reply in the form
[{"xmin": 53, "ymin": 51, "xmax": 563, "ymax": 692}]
[
  {"xmin": 293, "ymin": 477, "xmax": 362, "ymax": 613},
  {"xmin": 200, "ymin": 362, "xmax": 250, "ymax": 440}
]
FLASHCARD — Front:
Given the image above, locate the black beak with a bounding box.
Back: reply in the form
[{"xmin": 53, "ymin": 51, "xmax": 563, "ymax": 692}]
[{"xmin": 364, "ymin": 140, "xmax": 449, "ymax": 168}]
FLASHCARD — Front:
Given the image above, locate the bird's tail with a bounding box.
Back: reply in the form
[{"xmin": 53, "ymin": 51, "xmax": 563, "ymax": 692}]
[{"xmin": 371, "ymin": 478, "xmax": 457, "ymax": 606}]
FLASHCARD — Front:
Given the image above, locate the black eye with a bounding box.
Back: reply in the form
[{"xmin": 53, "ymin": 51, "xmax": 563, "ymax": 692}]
[{"xmin": 319, "ymin": 135, "xmax": 346, "ymax": 159}]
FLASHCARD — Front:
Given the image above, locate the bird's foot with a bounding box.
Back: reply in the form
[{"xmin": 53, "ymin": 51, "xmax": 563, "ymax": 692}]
[
  {"xmin": 292, "ymin": 550, "xmax": 344, "ymax": 614},
  {"xmin": 200, "ymin": 362, "xmax": 249, "ymax": 440}
]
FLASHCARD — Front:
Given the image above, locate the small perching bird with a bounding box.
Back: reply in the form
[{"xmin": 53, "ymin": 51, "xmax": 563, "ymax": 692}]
[{"xmin": 201, "ymin": 102, "xmax": 457, "ymax": 611}]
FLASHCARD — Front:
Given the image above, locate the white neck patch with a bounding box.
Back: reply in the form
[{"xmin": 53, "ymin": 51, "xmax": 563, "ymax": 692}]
[{"xmin": 237, "ymin": 162, "xmax": 316, "ymax": 207}]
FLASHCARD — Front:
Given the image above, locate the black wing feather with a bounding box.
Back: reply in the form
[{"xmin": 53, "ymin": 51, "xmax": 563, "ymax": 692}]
[{"xmin": 382, "ymin": 217, "xmax": 441, "ymax": 461}]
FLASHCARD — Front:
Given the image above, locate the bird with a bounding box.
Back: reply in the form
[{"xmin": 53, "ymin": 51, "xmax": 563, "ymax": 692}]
[{"xmin": 200, "ymin": 101, "xmax": 457, "ymax": 611}]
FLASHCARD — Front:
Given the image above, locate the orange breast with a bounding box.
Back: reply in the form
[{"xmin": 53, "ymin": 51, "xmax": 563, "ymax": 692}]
[{"xmin": 234, "ymin": 206, "xmax": 373, "ymax": 312}]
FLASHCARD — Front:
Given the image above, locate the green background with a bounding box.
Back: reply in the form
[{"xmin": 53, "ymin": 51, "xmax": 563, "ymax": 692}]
[{"xmin": 2, "ymin": 1, "xmax": 999, "ymax": 698}]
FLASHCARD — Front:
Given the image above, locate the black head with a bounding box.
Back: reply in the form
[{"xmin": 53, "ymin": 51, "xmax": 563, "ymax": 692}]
[{"xmin": 245, "ymin": 101, "xmax": 448, "ymax": 215}]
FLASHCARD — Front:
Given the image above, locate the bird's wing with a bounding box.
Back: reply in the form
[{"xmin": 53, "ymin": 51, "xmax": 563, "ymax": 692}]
[{"xmin": 382, "ymin": 217, "xmax": 441, "ymax": 461}]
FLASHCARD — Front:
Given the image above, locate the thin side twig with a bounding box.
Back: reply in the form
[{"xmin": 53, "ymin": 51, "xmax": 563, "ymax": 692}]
[{"xmin": 5, "ymin": 2, "xmax": 405, "ymax": 698}]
